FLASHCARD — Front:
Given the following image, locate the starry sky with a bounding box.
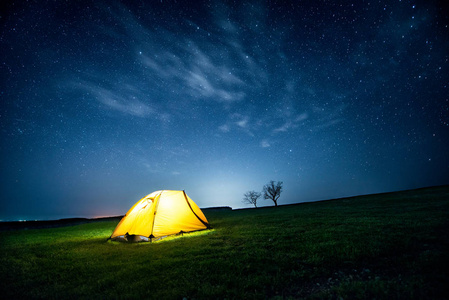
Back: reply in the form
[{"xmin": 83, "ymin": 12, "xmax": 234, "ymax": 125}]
[{"xmin": 1, "ymin": 0, "xmax": 448, "ymax": 221}]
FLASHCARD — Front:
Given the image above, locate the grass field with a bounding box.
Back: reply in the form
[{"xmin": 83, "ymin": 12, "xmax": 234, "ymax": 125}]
[{"xmin": 1, "ymin": 186, "xmax": 448, "ymax": 299}]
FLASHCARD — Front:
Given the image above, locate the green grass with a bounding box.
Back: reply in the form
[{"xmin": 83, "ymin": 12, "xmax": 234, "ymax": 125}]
[{"xmin": 1, "ymin": 186, "xmax": 448, "ymax": 299}]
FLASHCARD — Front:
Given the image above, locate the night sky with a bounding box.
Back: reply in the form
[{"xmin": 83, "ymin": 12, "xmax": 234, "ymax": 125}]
[{"xmin": 1, "ymin": 0, "xmax": 448, "ymax": 221}]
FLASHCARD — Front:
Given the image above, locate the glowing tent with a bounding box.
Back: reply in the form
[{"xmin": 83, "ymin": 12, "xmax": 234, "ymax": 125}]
[{"xmin": 110, "ymin": 190, "xmax": 210, "ymax": 242}]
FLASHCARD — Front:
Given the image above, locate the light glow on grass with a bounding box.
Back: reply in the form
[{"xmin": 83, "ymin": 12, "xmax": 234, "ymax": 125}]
[
  {"xmin": 108, "ymin": 229, "xmax": 216, "ymax": 244},
  {"xmin": 154, "ymin": 229, "xmax": 216, "ymax": 243}
]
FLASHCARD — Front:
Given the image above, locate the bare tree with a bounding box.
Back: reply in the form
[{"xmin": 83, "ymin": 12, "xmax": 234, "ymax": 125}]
[
  {"xmin": 263, "ymin": 180, "xmax": 283, "ymax": 207},
  {"xmin": 242, "ymin": 190, "xmax": 261, "ymax": 208}
]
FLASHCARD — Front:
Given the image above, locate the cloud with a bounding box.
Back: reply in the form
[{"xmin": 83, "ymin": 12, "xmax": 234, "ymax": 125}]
[
  {"xmin": 66, "ymin": 2, "xmax": 256, "ymax": 118},
  {"xmin": 310, "ymin": 104, "xmax": 346, "ymax": 131},
  {"xmin": 68, "ymin": 1, "xmax": 281, "ymax": 130},
  {"xmin": 272, "ymin": 112, "xmax": 309, "ymax": 134},
  {"xmin": 76, "ymin": 81, "xmax": 155, "ymax": 118},
  {"xmin": 72, "ymin": 1, "xmax": 351, "ymax": 141},
  {"xmin": 273, "ymin": 120, "xmax": 294, "ymax": 133},
  {"xmin": 236, "ymin": 116, "xmax": 249, "ymax": 128},
  {"xmin": 218, "ymin": 124, "xmax": 230, "ymax": 132},
  {"xmin": 184, "ymin": 66, "xmax": 245, "ymax": 102},
  {"xmin": 139, "ymin": 36, "xmax": 248, "ymax": 103},
  {"xmin": 312, "ymin": 118, "xmax": 344, "ymax": 131},
  {"xmin": 233, "ymin": 114, "xmax": 255, "ymax": 136},
  {"xmin": 96, "ymin": 89, "xmax": 152, "ymax": 117},
  {"xmin": 296, "ymin": 113, "xmax": 308, "ymax": 122},
  {"xmin": 260, "ymin": 140, "xmax": 270, "ymax": 148},
  {"xmin": 218, "ymin": 113, "xmax": 257, "ymax": 137}
]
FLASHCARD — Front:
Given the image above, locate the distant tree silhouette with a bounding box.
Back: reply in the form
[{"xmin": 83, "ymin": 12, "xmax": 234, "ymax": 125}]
[
  {"xmin": 242, "ymin": 190, "xmax": 261, "ymax": 208},
  {"xmin": 263, "ymin": 180, "xmax": 283, "ymax": 207}
]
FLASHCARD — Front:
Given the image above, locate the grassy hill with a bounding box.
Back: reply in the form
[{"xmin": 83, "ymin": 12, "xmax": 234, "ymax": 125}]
[{"xmin": 1, "ymin": 186, "xmax": 448, "ymax": 299}]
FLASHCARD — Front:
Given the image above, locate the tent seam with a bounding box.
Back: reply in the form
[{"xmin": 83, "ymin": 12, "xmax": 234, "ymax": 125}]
[{"xmin": 183, "ymin": 190, "xmax": 210, "ymax": 228}]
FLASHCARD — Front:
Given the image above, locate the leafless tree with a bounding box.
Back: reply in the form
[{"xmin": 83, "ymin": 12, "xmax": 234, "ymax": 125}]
[
  {"xmin": 242, "ymin": 190, "xmax": 261, "ymax": 208},
  {"xmin": 263, "ymin": 180, "xmax": 283, "ymax": 207}
]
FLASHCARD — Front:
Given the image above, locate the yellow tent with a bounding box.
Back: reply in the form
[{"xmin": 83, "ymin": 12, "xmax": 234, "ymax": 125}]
[{"xmin": 110, "ymin": 190, "xmax": 210, "ymax": 242}]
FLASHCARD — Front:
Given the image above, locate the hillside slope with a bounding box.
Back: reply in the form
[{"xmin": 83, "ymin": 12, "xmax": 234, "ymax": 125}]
[{"xmin": 0, "ymin": 185, "xmax": 448, "ymax": 299}]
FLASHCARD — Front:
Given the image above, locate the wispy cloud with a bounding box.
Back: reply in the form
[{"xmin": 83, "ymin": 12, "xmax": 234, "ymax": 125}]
[
  {"xmin": 310, "ymin": 104, "xmax": 347, "ymax": 132},
  {"xmin": 70, "ymin": 2, "xmax": 348, "ymax": 142},
  {"xmin": 76, "ymin": 81, "xmax": 155, "ymax": 118},
  {"xmin": 312, "ymin": 118, "xmax": 344, "ymax": 131},
  {"xmin": 218, "ymin": 124, "xmax": 230, "ymax": 133},
  {"xmin": 235, "ymin": 115, "xmax": 249, "ymax": 129},
  {"xmin": 138, "ymin": 31, "xmax": 250, "ymax": 103},
  {"xmin": 68, "ymin": 2, "xmax": 277, "ymax": 123},
  {"xmin": 260, "ymin": 139, "xmax": 270, "ymax": 148},
  {"xmin": 272, "ymin": 112, "xmax": 309, "ymax": 134},
  {"xmin": 217, "ymin": 113, "xmax": 258, "ymax": 137}
]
